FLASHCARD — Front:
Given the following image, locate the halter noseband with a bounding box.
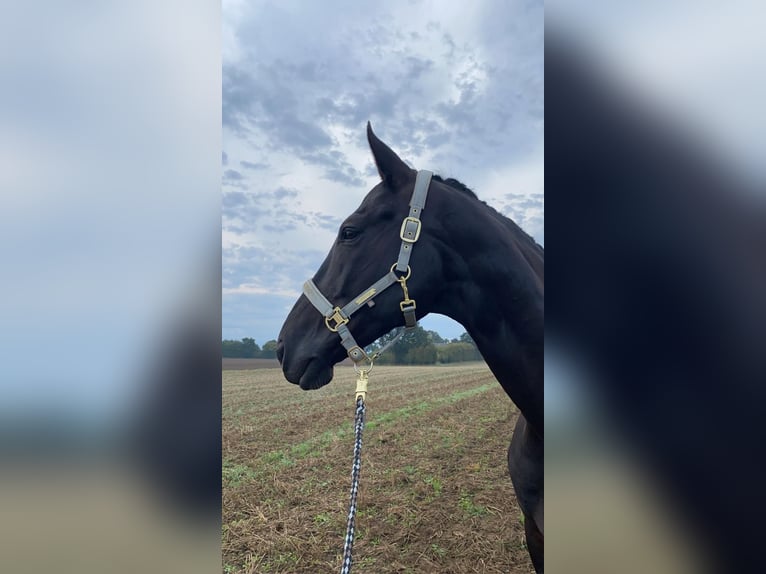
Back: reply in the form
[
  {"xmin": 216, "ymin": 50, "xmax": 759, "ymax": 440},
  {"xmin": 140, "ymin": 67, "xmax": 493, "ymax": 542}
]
[{"xmin": 302, "ymin": 170, "xmax": 433, "ymax": 365}]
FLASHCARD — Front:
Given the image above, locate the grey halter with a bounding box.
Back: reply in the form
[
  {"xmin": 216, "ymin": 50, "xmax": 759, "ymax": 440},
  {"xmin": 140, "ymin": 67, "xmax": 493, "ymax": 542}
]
[{"xmin": 302, "ymin": 170, "xmax": 433, "ymax": 364}]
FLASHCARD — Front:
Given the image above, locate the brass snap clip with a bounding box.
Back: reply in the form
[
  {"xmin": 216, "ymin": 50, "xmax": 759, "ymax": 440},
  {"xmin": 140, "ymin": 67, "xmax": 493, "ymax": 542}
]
[
  {"xmin": 353, "ymin": 357, "xmax": 374, "ymax": 402},
  {"xmin": 355, "ymin": 369, "xmax": 369, "ymax": 402}
]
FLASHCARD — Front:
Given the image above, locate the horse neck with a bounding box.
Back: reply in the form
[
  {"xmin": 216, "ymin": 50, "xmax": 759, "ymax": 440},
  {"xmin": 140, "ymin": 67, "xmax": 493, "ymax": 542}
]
[{"xmin": 429, "ymin": 192, "xmax": 544, "ymax": 432}]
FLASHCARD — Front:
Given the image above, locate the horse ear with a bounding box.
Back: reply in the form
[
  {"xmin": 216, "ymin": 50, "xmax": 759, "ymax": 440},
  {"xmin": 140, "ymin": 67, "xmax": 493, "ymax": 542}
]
[{"xmin": 367, "ymin": 122, "xmax": 414, "ymax": 187}]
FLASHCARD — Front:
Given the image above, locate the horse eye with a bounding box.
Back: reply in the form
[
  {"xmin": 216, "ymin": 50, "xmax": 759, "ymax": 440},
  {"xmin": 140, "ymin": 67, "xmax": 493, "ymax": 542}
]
[{"xmin": 340, "ymin": 227, "xmax": 360, "ymax": 241}]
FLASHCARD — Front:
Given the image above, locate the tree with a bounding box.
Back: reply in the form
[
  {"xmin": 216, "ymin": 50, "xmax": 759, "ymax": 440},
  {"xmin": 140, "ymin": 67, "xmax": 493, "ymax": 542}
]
[
  {"xmin": 260, "ymin": 339, "xmax": 278, "ymax": 359},
  {"xmin": 426, "ymin": 330, "xmax": 445, "ymax": 345},
  {"xmin": 241, "ymin": 337, "xmax": 259, "ymax": 358},
  {"xmin": 437, "ymin": 341, "xmax": 482, "ymax": 363},
  {"xmin": 222, "ymin": 339, "xmax": 244, "ymax": 358},
  {"xmin": 459, "ymin": 332, "xmax": 475, "ymax": 345},
  {"xmin": 222, "ymin": 338, "xmax": 261, "ymax": 358},
  {"xmin": 406, "ymin": 344, "xmax": 437, "ymax": 364},
  {"xmin": 364, "ymin": 325, "xmax": 438, "ymax": 364},
  {"xmin": 390, "ymin": 326, "xmax": 431, "ymax": 363}
]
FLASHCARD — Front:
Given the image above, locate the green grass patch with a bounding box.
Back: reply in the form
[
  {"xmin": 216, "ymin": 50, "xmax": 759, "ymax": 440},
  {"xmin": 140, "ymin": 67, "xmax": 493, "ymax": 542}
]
[
  {"xmin": 262, "ymin": 450, "xmax": 295, "ymax": 467},
  {"xmin": 424, "ymin": 475, "xmax": 443, "ymax": 496},
  {"xmin": 459, "ymin": 490, "xmax": 488, "ymax": 516},
  {"xmin": 366, "ymin": 382, "xmax": 496, "ymax": 431},
  {"xmin": 313, "ymin": 512, "xmax": 333, "ymax": 526},
  {"xmin": 222, "ymin": 461, "xmax": 258, "ymax": 487},
  {"xmin": 255, "ymin": 382, "xmax": 496, "ymax": 469}
]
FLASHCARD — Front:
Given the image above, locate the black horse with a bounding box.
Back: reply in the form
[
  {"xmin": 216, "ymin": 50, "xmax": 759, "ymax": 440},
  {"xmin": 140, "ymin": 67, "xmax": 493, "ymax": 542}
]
[{"xmin": 277, "ymin": 123, "xmax": 544, "ymax": 572}]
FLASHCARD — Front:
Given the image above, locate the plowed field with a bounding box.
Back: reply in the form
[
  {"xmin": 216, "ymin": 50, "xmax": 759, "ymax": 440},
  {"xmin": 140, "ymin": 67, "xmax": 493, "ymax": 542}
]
[{"xmin": 222, "ymin": 363, "xmax": 533, "ymax": 573}]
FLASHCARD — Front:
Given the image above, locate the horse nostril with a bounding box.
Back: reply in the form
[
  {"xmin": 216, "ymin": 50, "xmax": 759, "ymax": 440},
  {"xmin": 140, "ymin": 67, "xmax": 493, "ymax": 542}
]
[{"xmin": 276, "ymin": 339, "xmax": 285, "ymax": 364}]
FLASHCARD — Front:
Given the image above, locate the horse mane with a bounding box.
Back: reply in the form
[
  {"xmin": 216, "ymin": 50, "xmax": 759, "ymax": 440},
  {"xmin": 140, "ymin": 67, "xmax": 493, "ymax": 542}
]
[
  {"xmin": 432, "ymin": 173, "xmax": 543, "ymax": 252},
  {"xmin": 431, "ymin": 174, "xmax": 478, "ymax": 199}
]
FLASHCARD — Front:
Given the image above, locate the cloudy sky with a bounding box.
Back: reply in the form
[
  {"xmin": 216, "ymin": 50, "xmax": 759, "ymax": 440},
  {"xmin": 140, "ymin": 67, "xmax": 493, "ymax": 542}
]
[{"xmin": 222, "ymin": 0, "xmax": 543, "ymax": 344}]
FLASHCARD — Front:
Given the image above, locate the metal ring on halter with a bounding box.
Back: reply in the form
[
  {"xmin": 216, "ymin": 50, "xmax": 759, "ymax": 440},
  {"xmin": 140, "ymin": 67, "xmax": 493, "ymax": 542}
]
[
  {"xmin": 390, "ymin": 263, "xmax": 411, "ymax": 281},
  {"xmin": 353, "ymin": 357, "xmax": 374, "ymax": 374}
]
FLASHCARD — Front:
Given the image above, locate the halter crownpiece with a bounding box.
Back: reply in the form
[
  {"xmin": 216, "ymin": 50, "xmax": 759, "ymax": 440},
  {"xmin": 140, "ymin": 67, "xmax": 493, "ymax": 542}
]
[{"xmin": 303, "ymin": 170, "xmax": 433, "ymax": 364}]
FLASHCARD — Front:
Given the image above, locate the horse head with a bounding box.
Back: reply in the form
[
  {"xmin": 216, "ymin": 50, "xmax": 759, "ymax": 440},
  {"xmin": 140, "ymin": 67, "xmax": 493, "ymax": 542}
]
[{"xmin": 277, "ymin": 123, "xmax": 446, "ymax": 389}]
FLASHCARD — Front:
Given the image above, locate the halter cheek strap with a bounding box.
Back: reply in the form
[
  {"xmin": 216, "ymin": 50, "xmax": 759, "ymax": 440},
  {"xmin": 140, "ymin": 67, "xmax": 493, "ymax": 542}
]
[
  {"xmin": 303, "ymin": 170, "xmax": 433, "ymax": 364},
  {"xmin": 396, "ymin": 169, "xmax": 432, "ymax": 272}
]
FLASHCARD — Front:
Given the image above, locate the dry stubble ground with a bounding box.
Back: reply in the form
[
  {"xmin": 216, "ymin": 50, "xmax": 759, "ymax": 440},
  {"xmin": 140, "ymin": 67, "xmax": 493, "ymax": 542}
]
[{"xmin": 222, "ymin": 363, "xmax": 534, "ymax": 573}]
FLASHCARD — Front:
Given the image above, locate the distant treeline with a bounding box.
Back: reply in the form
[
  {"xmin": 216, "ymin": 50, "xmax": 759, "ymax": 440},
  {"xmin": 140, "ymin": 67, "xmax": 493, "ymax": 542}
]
[
  {"xmin": 368, "ymin": 326, "xmax": 482, "ymax": 365},
  {"xmin": 221, "ymin": 326, "xmax": 483, "ymax": 364},
  {"xmin": 222, "ymin": 337, "xmax": 278, "ymax": 359}
]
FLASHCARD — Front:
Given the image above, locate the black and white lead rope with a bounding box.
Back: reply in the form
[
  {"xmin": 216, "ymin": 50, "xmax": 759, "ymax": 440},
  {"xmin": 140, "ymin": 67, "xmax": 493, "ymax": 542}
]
[
  {"xmin": 302, "ymin": 171, "xmax": 433, "ymax": 573},
  {"xmin": 340, "ymin": 395, "xmax": 366, "ymax": 574}
]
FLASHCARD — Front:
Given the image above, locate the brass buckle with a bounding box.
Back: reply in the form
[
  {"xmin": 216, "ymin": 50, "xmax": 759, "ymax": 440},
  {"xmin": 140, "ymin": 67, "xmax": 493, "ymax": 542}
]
[
  {"xmin": 400, "ymin": 299, "xmax": 417, "ymax": 312},
  {"xmin": 324, "ymin": 307, "xmax": 349, "ymax": 332},
  {"xmin": 399, "ymin": 217, "xmax": 421, "ymax": 243}
]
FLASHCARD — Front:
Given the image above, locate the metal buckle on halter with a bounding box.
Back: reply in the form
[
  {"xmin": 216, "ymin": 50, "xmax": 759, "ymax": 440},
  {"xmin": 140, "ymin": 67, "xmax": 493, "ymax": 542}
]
[
  {"xmin": 325, "ymin": 307, "xmax": 349, "ymax": 332},
  {"xmin": 399, "ymin": 217, "xmax": 421, "ymax": 243}
]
